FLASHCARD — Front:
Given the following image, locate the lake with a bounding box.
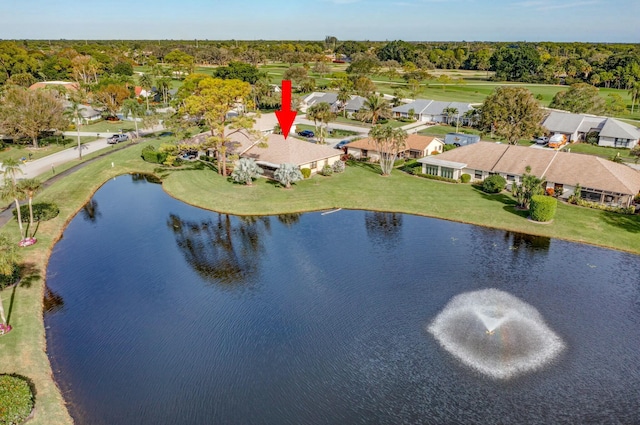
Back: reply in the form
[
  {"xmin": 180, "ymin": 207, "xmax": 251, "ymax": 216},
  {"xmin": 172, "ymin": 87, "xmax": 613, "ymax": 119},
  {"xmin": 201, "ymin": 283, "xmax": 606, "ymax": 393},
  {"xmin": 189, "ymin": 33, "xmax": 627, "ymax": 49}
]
[{"xmin": 45, "ymin": 174, "xmax": 640, "ymax": 424}]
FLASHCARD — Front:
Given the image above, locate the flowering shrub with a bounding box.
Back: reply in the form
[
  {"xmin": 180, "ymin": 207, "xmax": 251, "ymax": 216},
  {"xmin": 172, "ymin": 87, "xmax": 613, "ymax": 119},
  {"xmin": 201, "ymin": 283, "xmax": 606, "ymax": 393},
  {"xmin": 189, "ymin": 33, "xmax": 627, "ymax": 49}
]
[
  {"xmin": 18, "ymin": 238, "xmax": 37, "ymax": 247},
  {"xmin": 0, "ymin": 323, "xmax": 12, "ymax": 335},
  {"xmin": 0, "ymin": 374, "xmax": 34, "ymax": 424}
]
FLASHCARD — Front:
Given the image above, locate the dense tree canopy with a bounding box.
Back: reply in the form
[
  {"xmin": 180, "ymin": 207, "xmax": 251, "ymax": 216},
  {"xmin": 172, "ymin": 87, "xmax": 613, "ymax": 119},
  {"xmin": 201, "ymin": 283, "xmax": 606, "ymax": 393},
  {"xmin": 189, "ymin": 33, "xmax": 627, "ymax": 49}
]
[
  {"xmin": 478, "ymin": 86, "xmax": 544, "ymax": 144},
  {"xmin": 213, "ymin": 61, "xmax": 262, "ymax": 84},
  {"xmin": 0, "ymin": 86, "xmax": 68, "ymax": 148},
  {"xmin": 549, "ymin": 83, "xmax": 607, "ymax": 115}
]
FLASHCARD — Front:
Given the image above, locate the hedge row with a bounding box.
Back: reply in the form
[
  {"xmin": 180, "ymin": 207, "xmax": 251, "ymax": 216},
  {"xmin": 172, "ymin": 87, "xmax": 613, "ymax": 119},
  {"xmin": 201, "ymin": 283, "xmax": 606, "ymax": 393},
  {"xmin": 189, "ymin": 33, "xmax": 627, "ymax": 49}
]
[{"xmin": 0, "ymin": 375, "xmax": 34, "ymax": 425}]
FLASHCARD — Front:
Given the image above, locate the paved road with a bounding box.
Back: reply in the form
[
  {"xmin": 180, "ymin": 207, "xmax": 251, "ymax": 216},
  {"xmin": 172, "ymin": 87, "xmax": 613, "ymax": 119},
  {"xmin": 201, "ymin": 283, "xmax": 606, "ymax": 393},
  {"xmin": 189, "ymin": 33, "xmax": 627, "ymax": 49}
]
[{"xmin": 16, "ymin": 137, "xmax": 115, "ymax": 179}]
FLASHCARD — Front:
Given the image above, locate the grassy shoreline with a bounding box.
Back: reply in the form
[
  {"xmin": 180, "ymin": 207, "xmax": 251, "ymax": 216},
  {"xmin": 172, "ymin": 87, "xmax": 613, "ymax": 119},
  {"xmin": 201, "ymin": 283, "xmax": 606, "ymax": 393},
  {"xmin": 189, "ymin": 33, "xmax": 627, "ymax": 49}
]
[{"xmin": 1, "ymin": 140, "xmax": 639, "ymax": 425}]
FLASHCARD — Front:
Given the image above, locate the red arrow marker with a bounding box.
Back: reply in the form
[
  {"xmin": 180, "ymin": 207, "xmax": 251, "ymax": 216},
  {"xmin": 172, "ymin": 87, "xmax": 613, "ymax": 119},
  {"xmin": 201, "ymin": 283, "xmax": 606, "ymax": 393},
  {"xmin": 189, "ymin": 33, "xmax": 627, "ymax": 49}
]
[{"xmin": 275, "ymin": 80, "xmax": 297, "ymax": 139}]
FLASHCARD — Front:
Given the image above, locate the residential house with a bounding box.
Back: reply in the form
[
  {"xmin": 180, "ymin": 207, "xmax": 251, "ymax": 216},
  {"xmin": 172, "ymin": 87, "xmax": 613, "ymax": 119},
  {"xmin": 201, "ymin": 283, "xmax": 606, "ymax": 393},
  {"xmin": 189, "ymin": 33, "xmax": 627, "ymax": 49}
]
[
  {"xmin": 417, "ymin": 141, "xmax": 640, "ymax": 206},
  {"xmin": 347, "ymin": 134, "xmax": 444, "ymax": 160},
  {"xmin": 187, "ymin": 130, "xmax": 342, "ymax": 175},
  {"xmin": 29, "ymin": 81, "xmax": 80, "ymax": 97},
  {"xmin": 62, "ymin": 100, "xmax": 102, "ymax": 124},
  {"xmin": 392, "ymin": 99, "xmax": 475, "ymax": 124},
  {"xmin": 542, "ymin": 111, "xmax": 640, "ymax": 149},
  {"xmin": 239, "ymin": 133, "xmax": 342, "ymax": 174},
  {"xmin": 343, "ymin": 95, "xmax": 367, "ymax": 117},
  {"xmin": 301, "ymin": 92, "xmax": 339, "ymax": 112}
]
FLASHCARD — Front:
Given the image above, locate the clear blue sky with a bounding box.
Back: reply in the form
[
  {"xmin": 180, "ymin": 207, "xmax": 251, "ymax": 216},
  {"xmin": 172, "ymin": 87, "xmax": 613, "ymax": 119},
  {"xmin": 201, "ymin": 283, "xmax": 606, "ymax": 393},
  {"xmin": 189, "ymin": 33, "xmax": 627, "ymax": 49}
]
[{"xmin": 1, "ymin": 0, "xmax": 637, "ymax": 42}]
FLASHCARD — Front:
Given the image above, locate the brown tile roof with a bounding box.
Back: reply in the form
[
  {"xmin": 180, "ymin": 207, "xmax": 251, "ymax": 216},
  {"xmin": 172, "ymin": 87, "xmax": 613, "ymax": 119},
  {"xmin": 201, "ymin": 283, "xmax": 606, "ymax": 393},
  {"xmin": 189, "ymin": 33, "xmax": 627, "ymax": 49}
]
[
  {"xmin": 28, "ymin": 81, "xmax": 79, "ymax": 91},
  {"xmin": 545, "ymin": 153, "xmax": 640, "ymax": 194},
  {"xmin": 347, "ymin": 134, "xmax": 442, "ymax": 153},
  {"xmin": 242, "ymin": 133, "xmax": 341, "ymax": 167},
  {"xmin": 431, "ymin": 141, "xmax": 640, "ymax": 195}
]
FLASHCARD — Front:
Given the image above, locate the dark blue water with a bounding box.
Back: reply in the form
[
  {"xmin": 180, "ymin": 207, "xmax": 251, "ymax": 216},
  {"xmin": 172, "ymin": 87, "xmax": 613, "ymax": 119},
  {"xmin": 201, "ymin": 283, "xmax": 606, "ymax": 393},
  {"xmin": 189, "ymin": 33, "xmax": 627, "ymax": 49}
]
[{"xmin": 45, "ymin": 175, "xmax": 640, "ymax": 425}]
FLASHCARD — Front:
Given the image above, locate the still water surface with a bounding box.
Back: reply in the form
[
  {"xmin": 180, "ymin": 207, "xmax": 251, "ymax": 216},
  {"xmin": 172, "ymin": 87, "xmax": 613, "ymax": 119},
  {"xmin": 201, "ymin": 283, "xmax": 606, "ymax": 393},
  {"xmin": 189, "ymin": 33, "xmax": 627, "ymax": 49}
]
[{"xmin": 45, "ymin": 175, "xmax": 640, "ymax": 424}]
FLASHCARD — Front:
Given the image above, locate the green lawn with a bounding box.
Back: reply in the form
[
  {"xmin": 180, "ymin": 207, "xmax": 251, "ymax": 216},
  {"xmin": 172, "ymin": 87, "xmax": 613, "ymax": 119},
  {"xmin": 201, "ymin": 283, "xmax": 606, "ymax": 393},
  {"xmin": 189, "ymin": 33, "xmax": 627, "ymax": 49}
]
[
  {"xmin": 78, "ymin": 120, "xmax": 139, "ymax": 134},
  {"xmin": 565, "ymin": 142, "xmax": 636, "ymax": 162},
  {"xmin": 0, "ymin": 137, "xmax": 96, "ymax": 164}
]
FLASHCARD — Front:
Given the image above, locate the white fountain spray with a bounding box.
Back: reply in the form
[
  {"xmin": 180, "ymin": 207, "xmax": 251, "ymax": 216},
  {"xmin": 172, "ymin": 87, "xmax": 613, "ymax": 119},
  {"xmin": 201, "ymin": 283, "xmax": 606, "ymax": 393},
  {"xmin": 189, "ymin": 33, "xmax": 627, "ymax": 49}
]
[{"xmin": 428, "ymin": 288, "xmax": 565, "ymax": 379}]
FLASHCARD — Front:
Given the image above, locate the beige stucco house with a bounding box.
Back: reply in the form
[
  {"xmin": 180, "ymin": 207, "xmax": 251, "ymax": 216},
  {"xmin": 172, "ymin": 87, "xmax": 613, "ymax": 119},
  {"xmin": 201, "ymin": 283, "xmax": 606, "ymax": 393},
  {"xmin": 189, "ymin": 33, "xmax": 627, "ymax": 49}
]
[
  {"xmin": 417, "ymin": 142, "xmax": 640, "ymax": 207},
  {"xmin": 346, "ymin": 134, "xmax": 444, "ymax": 160}
]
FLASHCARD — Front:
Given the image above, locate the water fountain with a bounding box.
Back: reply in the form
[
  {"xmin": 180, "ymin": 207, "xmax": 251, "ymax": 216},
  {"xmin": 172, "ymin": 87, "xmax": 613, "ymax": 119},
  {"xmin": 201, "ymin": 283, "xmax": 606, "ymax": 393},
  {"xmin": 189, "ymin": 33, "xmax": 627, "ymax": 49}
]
[{"xmin": 428, "ymin": 288, "xmax": 565, "ymax": 379}]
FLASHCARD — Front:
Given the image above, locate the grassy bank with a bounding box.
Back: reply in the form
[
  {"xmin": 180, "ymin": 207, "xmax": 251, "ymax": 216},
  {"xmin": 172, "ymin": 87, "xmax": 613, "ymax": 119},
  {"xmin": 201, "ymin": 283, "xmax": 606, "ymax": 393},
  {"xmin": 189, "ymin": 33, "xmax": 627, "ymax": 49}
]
[{"xmin": 0, "ymin": 140, "xmax": 638, "ymax": 425}]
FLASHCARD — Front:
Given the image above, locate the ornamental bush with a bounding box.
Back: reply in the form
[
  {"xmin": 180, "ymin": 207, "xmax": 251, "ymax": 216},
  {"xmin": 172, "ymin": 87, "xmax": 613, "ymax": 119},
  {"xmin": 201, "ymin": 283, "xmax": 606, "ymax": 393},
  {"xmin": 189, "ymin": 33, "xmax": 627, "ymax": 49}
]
[
  {"xmin": 481, "ymin": 175, "xmax": 507, "ymax": 193},
  {"xmin": 141, "ymin": 145, "xmax": 167, "ymax": 164},
  {"xmin": 0, "ymin": 375, "xmax": 34, "ymax": 425},
  {"xmin": 332, "ymin": 160, "xmax": 345, "ymax": 174},
  {"xmin": 300, "ymin": 168, "xmax": 311, "ymax": 179},
  {"xmin": 460, "ymin": 173, "xmax": 471, "ymax": 183},
  {"xmin": 530, "ymin": 195, "xmax": 556, "ymax": 222},
  {"xmin": 320, "ymin": 164, "xmax": 333, "ymax": 176},
  {"xmin": 13, "ymin": 202, "xmax": 59, "ymax": 223}
]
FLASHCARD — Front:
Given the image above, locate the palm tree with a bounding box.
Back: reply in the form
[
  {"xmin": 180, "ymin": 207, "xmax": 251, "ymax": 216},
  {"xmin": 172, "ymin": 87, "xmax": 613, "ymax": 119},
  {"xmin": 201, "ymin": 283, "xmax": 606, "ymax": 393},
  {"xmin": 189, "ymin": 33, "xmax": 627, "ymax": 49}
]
[
  {"xmin": 139, "ymin": 73, "xmax": 154, "ymax": 112},
  {"xmin": 443, "ymin": 107, "xmax": 458, "ymax": 126},
  {"xmin": 17, "ymin": 178, "xmax": 41, "ymax": 238},
  {"xmin": 274, "ymin": 163, "xmax": 303, "ymax": 189},
  {"xmin": 359, "ymin": 95, "xmax": 391, "ymax": 125},
  {"xmin": 629, "ymin": 82, "xmax": 640, "ymax": 115},
  {"xmin": 231, "ymin": 158, "xmax": 263, "ymax": 185},
  {"xmin": 121, "ymin": 99, "xmax": 145, "ymax": 140},
  {"xmin": 64, "ymin": 100, "xmax": 84, "ymax": 159},
  {"xmin": 368, "ymin": 125, "xmax": 408, "ymax": 176},
  {"xmin": 337, "ymin": 87, "xmax": 351, "ymax": 117},
  {"xmin": 1, "ymin": 159, "xmax": 25, "ymax": 240},
  {"xmin": 0, "ymin": 233, "xmax": 21, "ymax": 328}
]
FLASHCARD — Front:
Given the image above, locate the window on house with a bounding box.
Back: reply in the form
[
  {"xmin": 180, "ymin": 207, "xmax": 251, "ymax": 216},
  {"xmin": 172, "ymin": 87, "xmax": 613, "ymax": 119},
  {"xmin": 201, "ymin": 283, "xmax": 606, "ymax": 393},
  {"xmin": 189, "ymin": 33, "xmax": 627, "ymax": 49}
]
[
  {"xmin": 441, "ymin": 167, "xmax": 454, "ymax": 179},
  {"xmin": 424, "ymin": 165, "xmax": 439, "ymax": 176},
  {"xmin": 507, "ymin": 175, "xmax": 515, "ymax": 182},
  {"xmin": 474, "ymin": 170, "xmax": 483, "ymax": 179},
  {"xmin": 614, "ymin": 138, "xmax": 630, "ymax": 148},
  {"xmin": 311, "ymin": 161, "xmax": 317, "ymax": 169},
  {"xmin": 362, "ymin": 150, "xmax": 368, "ymax": 157}
]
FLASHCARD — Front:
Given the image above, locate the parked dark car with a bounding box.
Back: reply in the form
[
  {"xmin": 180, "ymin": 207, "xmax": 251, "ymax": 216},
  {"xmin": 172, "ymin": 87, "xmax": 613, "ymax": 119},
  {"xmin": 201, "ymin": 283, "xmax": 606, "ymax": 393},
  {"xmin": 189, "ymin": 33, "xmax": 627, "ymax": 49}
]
[
  {"xmin": 335, "ymin": 140, "xmax": 350, "ymax": 149},
  {"xmin": 107, "ymin": 134, "xmax": 129, "ymax": 144},
  {"xmin": 298, "ymin": 130, "xmax": 315, "ymax": 138}
]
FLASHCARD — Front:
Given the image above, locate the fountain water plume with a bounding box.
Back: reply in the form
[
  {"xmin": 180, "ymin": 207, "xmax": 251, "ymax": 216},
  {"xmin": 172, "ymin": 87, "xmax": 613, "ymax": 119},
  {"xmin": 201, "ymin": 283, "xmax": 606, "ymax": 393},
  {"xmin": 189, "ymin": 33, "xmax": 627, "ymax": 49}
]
[{"xmin": 428, "ymin": 288, "xmax": 565, "ymax": 379}]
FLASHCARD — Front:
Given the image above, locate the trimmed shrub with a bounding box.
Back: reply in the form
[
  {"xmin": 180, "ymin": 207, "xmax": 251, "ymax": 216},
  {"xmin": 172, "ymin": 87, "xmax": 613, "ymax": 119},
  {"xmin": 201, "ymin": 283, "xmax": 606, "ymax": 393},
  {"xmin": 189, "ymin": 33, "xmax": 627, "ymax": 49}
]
[
  {"xmin": 300, "ymin": 168, "xmax": 311, "ymax": 179},
  {"xmin": 460, "ymin": 173, "xmax": 471, "ymax": 183},
  {"xmin": 320, "ymin": 164, "xmax": 333, "ymax": 176},
  {"xmin": 0, "ymin": 375, "xmax": 34, "ymax": 425},
  {"xmin": 332, "ymin": 160, "xmax": 345, "ymax": 173},
  {"xmin": 0, "ymin": 266, "xmax": 19, "ymax": 291},
  {"xmin": 13, "ymin": 202, "xmax": 59, "ymax": 223},
  {"xmin": 481, "ymin": 175, "xmax": 507, "ymax": 193},
  {"xmin": 530, "ymin": 195, "xmax": 556, "ymax": 222},
  {"xmin": 414, "ymin": 173, "xmax": 458, "ymax": 183},
  {"xmin": 141, "ymin": 145, "xmax": 167, "ymax": 164}
]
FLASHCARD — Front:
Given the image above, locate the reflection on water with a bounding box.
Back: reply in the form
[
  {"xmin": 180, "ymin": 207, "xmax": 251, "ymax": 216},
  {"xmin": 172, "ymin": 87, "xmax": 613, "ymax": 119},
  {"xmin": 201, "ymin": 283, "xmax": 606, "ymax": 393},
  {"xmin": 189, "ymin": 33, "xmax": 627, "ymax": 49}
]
[
  {"xmin": 504, "ymin": 231, "xmax": 551, "ymax": 251},
  {"xmin": 43, "ymin": 285, "xmax": 64, "ymax": 313},
  {"xmin": 81, "ymin": 199, "xmax": 101, "ymax": 223},
  {"xmin": 276, "ymin": 213, "xmax": 301, "ymax": 227},
  {"xmin": 167, "ymin": 213, "xmax": 268, "ymax": 285},
  {"xmin": 364, "ymin": 211, "xmax": 403, "ymax": 247}
]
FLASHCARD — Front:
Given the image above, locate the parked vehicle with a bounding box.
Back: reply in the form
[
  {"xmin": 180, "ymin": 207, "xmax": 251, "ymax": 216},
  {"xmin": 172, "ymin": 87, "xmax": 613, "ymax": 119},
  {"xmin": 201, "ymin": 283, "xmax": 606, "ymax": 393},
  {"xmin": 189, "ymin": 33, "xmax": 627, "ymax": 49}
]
[
  {"xmin": 108, "ymin": 134, "xmax": 129, "ymax": 144},
  {"xmin": 535, "ymin": 136, "xmax": 549, "ymax": 145},
  {"xmin": 298, "ymin": 130, "xmax": 314, "ymax": 138},
  {"xmin": 548, "ymin": 134, "xmax": 567, "ymax": 149},
  {"xmin": 444, "ymin": 133, "xmax": 480, "ymax": 147},
  {"xmin": 335, "ymin": 140, "xmax": 350, "ymax": 149}
]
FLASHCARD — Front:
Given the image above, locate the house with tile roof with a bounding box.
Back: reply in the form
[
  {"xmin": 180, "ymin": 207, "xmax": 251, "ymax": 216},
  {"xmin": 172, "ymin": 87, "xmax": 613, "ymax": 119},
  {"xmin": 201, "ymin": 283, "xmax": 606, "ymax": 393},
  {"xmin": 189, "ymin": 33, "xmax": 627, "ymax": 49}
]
[
  {"xmin": 417, "ymin": 141, "xmax": 640, "ymax": 206},
  {"xmin": 239, "ymin": 133, "xmax": 342, "ymax": 174},
  {"xmin": 542, "ymin": 111, "xmax": 640, "ymax": 149},
  {"xmin": 346, "ymin": 134, "xmax": 444, "ymax": 160},
  {"xmin": 187, "ymin": 130, "xmax": 341, "ymax": 175}
]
